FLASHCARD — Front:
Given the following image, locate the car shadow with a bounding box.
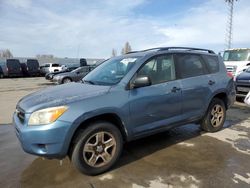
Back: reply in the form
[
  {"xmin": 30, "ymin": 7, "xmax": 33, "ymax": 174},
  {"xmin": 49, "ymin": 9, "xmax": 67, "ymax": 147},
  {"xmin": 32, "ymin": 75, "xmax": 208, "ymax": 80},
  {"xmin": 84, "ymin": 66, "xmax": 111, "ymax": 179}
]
[
  {"xmin": 38, "ymin": 82, "xmax": 56, "ymax": 86},
  {"xmin": 18, "ymin": 104, "xmax": 250, "ymax": 187},
  {"xmin": 19, "ymin": 124, "xmax": 206, "ymax": 187},
  {"xmin": 114, "ymin": 119, "xmax": 242, "ymax": 170}
]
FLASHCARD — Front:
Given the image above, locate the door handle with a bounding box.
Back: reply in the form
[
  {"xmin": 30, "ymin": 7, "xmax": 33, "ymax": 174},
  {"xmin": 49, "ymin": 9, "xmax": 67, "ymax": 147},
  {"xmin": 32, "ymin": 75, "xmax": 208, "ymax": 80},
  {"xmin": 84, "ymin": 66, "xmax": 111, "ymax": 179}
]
[
  {"xmin": 171, "ymin": 87, "xmax": 181, "ymax": 93},
  {"xmin": 208, "ymin": 80, "xmax": 215, "ymax": 85}
]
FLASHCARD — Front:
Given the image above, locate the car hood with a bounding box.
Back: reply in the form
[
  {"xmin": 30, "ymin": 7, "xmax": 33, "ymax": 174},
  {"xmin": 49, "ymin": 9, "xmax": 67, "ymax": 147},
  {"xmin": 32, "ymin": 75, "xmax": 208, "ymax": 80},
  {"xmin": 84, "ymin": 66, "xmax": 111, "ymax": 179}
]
[
  {"xmin": 236, "ymin": 71, "xmax": 250, "ymax": 81},
  {"xmin": 17, "ymin": 82, "xmax": 111, "ymax": 113},
  {"xmin": 224, "ymin": 61, "xmax": 250, "ymax": 67},
  {"xmin": 54, "ymin": 72, "xmax": 75, "ymax": 77},
  {"xmin": 52, "ymin": 70, "xmax": 68, "ymax": 75}
]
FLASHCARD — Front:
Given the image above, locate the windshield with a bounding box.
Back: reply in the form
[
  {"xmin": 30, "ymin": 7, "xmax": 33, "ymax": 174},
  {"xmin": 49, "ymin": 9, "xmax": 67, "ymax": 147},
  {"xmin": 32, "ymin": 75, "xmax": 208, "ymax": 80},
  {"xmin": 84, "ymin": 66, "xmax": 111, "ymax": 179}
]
[
  {"xmin": 223, "ymin": 49, "xmax": 250, "ymax": 61},
  {"xmin": 246, "ymin": 67, "xmax": 250, "ymax": 73},
  {"xmin": 83, "ymin": 56, "xmax": 139, "ymax": 86},
  {"xmin": 72, "ymin": 67, "xmax": 82, "ymax": 73}
]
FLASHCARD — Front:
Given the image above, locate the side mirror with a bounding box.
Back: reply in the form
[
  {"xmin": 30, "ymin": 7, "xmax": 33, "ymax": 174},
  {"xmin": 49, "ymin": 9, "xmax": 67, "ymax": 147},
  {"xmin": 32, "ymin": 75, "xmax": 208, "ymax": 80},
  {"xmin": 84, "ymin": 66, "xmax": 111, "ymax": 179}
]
[{"xmin": 132, "ymin": 76, "xmax": 151, "ymax": 89}]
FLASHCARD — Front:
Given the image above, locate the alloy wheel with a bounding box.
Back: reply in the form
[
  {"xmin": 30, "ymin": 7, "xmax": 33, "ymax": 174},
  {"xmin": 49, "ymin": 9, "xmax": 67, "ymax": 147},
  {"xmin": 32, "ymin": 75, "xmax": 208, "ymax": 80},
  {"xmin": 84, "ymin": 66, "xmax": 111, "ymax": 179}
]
[
  {"xmin": 210, "ymin": 104, "xmax": 224, "ymax": 127},
  {"xmin": 83, "ymin": 131, "xmax": 116, "ymax": 167}
]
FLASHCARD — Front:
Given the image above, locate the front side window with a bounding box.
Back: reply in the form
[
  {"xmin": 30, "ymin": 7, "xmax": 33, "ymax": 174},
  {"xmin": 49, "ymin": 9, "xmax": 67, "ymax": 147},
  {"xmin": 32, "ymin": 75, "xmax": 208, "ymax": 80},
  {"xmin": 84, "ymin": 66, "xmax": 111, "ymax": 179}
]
[
  {"xmin": 137, "ymin": 55, "xmax": 176, "ymax": 85},
  {"xmin": 83, "ymin": 56, "xmax": 139, "ymax": 85},
  {"xmin": 176, "ymin": 54, "xmax": 206, "ymax": 78}
]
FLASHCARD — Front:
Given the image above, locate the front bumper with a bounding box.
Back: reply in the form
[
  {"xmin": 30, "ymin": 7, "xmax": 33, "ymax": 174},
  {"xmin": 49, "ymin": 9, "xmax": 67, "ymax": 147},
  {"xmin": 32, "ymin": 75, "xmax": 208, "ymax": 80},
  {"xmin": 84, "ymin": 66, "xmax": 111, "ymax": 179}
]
[
  {"xmin": 236, "ymin": 82, "xmax": 250, "ymax": 98},
  {"xmin": 52, "ymin": 77, "xmax": 62, "ymax": 84},
  {"xmin": 13, "ymin": 112, "xmax": 72, "ymax": 159}
]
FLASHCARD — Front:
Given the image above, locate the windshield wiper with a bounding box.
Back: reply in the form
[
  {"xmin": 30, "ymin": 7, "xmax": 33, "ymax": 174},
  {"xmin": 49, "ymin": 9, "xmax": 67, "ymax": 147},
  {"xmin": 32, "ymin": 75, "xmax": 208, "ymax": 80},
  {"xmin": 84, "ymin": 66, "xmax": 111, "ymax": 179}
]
[{"xmin": 82, "ymin": 80, "xmax": 95, "ymax": 85}]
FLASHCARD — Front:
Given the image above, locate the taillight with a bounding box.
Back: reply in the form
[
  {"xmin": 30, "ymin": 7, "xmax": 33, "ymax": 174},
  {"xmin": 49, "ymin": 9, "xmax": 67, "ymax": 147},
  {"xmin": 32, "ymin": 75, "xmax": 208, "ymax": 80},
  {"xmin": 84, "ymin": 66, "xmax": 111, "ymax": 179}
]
[{"xmin": 227, "ymin": 72, "xmax": 234, "ymax": 78}]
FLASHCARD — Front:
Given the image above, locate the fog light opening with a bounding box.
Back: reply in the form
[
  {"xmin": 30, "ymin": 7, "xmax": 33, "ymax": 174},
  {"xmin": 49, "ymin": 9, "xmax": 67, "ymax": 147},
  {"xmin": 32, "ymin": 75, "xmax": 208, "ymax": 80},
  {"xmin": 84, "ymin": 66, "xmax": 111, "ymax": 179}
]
[{"xmin": 37, "ymin": 144, "xmax": 47, "ymax": 153}]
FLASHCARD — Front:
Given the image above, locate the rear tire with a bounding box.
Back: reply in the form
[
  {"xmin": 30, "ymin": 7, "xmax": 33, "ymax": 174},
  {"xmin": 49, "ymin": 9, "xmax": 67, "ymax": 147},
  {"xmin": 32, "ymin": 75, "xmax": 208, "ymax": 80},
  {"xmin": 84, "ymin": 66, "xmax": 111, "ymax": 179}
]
[
  {"xmin": 200, "ymin": 98, "xmax": 226, "ymax": 132},
  {"xmin": 70, "ymin": 121, "xmax": 123, "ymax": 175}
]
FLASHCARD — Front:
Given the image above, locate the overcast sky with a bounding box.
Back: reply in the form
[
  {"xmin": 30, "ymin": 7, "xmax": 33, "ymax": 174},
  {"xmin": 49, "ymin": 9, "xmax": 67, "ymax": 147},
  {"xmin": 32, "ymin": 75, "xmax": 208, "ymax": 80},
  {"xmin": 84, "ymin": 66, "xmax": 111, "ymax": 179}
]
[{"xmin": 0, "ymin": 0, "xmax": 249, "ymax": 58}]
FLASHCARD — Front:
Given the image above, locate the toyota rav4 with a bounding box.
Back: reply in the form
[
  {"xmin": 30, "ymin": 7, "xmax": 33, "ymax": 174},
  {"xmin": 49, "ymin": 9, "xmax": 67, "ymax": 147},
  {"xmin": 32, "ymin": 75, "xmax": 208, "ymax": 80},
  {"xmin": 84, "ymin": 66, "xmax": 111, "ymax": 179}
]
[{"xmin": 13, "ymin": 47, "xmax": 235, "ymax": 175}]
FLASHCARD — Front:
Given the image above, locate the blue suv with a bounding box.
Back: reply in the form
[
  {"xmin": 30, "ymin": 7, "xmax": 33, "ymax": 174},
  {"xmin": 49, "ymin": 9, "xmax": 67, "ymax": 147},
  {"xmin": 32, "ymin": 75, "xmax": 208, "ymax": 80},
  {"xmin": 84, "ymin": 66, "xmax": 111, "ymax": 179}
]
[{"xmin": 13, "ymin": 47, "xmax": 235, "ymax": 175}]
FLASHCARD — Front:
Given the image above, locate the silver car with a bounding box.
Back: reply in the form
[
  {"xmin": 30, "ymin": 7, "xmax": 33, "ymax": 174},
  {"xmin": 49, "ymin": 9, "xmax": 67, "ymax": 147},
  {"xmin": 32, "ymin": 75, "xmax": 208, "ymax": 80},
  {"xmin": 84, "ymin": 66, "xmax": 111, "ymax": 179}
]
[{"xmin": 52, "ymin": 66, "xmax": 94, "ymax": 84}]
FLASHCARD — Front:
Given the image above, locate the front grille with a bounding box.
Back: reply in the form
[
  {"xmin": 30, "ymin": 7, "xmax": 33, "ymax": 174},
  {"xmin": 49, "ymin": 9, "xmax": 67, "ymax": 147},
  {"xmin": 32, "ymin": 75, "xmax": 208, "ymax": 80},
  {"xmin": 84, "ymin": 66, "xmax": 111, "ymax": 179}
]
[
  {"xmin": 236, "ymin": 85, "xmax": 250, "ymax": 95},
  {"xmin": 16, "ymin": 107, "xmax": 25, "ymax": 123},
  {"xmin": 15, "ymin": 127, "xmax": 20, "ymax": 134}
]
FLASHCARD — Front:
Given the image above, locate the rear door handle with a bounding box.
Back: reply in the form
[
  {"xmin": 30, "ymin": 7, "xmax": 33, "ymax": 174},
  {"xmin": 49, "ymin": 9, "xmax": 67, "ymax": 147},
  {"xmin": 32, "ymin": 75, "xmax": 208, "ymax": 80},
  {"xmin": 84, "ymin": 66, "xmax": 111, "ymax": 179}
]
[
  {"xmin": 171, "ymin": 87, "xmax": 181, "ymax": 93},
  {"xmin": 208, "ymin": 80, "xmax": 215, "ymax": 85}
]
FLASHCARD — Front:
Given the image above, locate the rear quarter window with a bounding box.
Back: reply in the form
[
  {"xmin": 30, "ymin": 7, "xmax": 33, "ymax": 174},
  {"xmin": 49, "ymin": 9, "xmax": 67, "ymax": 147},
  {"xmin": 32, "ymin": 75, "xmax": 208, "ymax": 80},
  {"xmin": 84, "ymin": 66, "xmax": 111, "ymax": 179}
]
[{"xmin": 204, "ymin": 55, "xmax": 219, "ymax": 73}]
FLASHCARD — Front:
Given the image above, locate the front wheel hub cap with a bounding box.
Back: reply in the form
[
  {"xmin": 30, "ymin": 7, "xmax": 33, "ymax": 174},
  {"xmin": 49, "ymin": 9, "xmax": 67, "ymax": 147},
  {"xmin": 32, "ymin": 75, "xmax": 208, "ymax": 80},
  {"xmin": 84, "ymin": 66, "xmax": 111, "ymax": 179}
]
[{"xmin": 83, "ymin": 131, "xmax": 117, "ymax": 167}]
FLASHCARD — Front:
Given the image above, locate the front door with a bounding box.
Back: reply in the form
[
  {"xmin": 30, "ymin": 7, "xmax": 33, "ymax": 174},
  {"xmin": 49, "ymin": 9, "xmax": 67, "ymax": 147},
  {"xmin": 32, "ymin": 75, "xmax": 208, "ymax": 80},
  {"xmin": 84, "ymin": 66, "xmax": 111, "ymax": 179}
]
[{"xmin": 129, "ymin": 54, "xmax": 182, "ymax": 136}]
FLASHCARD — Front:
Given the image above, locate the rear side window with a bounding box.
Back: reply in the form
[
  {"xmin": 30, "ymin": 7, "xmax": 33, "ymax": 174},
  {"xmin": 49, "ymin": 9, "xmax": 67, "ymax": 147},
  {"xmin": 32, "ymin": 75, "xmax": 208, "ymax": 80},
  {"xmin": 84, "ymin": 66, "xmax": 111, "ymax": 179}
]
[
  {"xmin": 176, "ymin": 54, "xmax": 206, "ymax": 78},
  {"xmin": 27, "ymin": 60, "xmax": 39, "ymax": 67},
  {"xmin": 52, "ymin": 64, "xmax": 60, "ymax": 67},
  {"xmin": 204, "ymin": 55, "xmax": 219, "ymax": 73},
  {"xmin": 77, "ymin": 67, "xmax": 89, "ymax": 73},
  {"xmin": 7, "ymin": 59, "xmax": 20, "ymax": 67}
]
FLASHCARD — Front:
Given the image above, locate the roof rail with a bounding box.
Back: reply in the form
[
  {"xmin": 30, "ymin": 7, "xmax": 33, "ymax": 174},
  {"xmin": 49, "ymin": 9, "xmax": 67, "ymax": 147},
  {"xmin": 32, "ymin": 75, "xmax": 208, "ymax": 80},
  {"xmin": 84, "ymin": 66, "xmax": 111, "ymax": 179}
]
[
  {"xmin": 158, "ymin": 47, "xmax": 215, "ymax": 54},
  {"xmin": 126, "ymin": 47, "xmax": 215, "ymax": 54},
  {"xmin": 126, "ymin": 47, "xmax": 162, "ymax": 54}
]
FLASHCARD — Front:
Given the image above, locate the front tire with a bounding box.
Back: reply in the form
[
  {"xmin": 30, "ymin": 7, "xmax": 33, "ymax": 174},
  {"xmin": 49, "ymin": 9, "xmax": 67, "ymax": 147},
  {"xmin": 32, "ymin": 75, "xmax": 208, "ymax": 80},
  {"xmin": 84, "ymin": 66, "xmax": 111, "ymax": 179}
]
[
  {"xmin": 70, "ymin": 121, "xmax": 123, "ymax": 175},
  {"xmin": 200, "ymin": 98, "xmax": 226, "ymax": 132},
  {"xmin": 62, "ymin": 77, "xmax": 72, "ymax": 84}
]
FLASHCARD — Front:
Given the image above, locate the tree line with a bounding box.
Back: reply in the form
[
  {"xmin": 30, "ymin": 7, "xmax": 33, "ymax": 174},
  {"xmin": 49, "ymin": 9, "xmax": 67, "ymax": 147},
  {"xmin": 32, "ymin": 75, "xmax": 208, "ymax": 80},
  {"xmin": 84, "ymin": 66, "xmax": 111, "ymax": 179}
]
[
  {"xmin": 1, "ymin": 42, "xmax": 133, "ymax": 60},
  {"xmin": 0, "ymin": 49, "xmax": 13, "ymax": 58},
  {"xmin": 112, "ymin": 42, "xmax": 132, "ymax": 57}
]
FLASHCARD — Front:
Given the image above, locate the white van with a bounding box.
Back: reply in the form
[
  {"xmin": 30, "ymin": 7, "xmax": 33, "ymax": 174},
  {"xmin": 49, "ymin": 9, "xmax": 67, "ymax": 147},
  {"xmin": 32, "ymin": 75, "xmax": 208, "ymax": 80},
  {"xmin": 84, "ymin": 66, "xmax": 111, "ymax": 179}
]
[{"xmin": 223, "ymin": 48, "xmax": 250, "ymax": 76}]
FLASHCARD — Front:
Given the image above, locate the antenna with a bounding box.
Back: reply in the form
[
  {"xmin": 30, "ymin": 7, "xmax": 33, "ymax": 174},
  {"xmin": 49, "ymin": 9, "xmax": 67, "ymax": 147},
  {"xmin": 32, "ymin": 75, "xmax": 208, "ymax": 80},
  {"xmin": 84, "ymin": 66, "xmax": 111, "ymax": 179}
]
[{"xmin": 225, "ymin": 0, "xmax": 238, "ymax": 49}]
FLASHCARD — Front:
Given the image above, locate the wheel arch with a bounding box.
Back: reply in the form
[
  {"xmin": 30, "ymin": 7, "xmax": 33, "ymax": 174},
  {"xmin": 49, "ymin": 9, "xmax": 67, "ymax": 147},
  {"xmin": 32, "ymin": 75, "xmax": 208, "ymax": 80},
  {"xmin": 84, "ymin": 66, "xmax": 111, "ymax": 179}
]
[
  {"xmin": 62, "ymin": 77, "xmax": 72, "ymax": 83},
  {"xmin": 68, "ymin": 113, "xmax": 128, "ymax": 155},
  {"xmin": 63, "ymin": 77, "xmax": 72, "ymax": 81},
  {"xmin": 211, "ymin": 92, "xmax": 228, "ymax": 109}
]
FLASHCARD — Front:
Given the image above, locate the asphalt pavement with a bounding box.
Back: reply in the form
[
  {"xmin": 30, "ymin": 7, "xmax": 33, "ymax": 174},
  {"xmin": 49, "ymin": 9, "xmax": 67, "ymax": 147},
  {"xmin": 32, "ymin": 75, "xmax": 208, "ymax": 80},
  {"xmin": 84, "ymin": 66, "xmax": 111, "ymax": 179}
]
[{"xmin": 0, "ymin": 78, "xmax": 250, "ymax": 188}]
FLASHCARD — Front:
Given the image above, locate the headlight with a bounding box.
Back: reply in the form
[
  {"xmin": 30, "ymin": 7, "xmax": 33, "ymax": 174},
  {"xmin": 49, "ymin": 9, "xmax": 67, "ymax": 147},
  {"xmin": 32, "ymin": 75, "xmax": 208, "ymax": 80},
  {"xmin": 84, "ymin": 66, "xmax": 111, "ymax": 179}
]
[{"xmin": 28, "ymin": 106, "xmax": 68, "ymax": 126}]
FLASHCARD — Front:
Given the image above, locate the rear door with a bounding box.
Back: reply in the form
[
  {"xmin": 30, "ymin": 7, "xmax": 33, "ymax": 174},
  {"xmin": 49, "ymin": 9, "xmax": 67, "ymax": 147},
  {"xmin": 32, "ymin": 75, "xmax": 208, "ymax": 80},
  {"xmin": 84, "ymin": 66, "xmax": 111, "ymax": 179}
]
[
  {"xmin": 7, "ymin": 59, "xmax": 21, "ymax": 75},
  {"xmin": 27, "ymin": 59, "xmax": 39, "ymax": 73},
  {"xmin": 129, "ymin": 54, "xmax": 183, "ymax": 135},
  {"xmin": 175, "ymin": 53, "xmax": 213, "ymax": 119}
]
